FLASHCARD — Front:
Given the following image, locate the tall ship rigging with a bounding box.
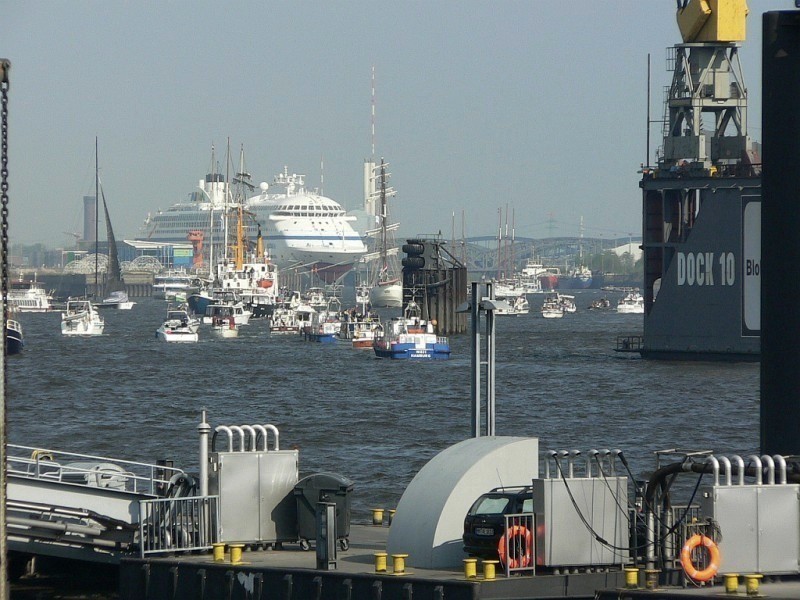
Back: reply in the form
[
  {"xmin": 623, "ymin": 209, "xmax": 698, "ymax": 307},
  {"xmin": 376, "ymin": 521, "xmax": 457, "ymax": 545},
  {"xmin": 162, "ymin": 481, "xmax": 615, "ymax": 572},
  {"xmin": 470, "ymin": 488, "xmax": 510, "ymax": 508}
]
[{"xmin": 136, "ymin": 149, "xmax": 367, "ymax": 282}]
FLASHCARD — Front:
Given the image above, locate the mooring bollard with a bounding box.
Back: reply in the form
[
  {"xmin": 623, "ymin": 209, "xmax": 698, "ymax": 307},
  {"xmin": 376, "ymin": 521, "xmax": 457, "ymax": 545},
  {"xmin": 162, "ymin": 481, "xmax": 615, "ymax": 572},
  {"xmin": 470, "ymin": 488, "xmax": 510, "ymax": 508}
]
[
  {"xmin": 386, "ymin": 509, "xmax": 396, "ymax": 526},
  {"xmin": 371, "ymin": 508, "xmax": 384, "ymax": 526},
  {"xmin": 624, "ymin": 567, "xmax": 639, "ymax": 589},
  {"xmin": 392, "ymin": 553, "xmax": 409, "ymax": 574},
  {"xmin": 644, "ymin": 569, "xmax": 660, "ymax": 590},
  {"xmin": 745, "ymin": 574, "xmax": 763, "ymax": 596},
  {"xmin": 229, "ymin": 543, "xmax": 244, "ymax": 564},
  {"xmin": 212, "ymin": 542, "xmax": 226, "ymax": 562},
  {"xmin": 482, "ymin": 559, "xmax": 500, "ymax": 580},
  {"xmin": 463, "ymin": 558, "xmax": 477, "ymax": 579},
  {"xmin": 724, "ymin": 573, "xmax": 740, "ymax": 594},
  {"xmin": 374, "ymin": 552, "xmax": 387, "ymax": 573}
]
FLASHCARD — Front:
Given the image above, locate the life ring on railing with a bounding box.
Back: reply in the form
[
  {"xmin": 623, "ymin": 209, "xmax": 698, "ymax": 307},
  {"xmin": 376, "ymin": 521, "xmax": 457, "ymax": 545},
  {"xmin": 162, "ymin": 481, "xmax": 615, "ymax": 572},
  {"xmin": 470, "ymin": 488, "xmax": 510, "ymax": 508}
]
[
  {"xmin": 258, "ymin": 279, "xmax": 273, "ymax": 289},
  {"xmin": 680, "ymin": 534, "xmax": 720, "ymax": 581},
  {"xmin": 497, "ymin": 525, "xmax": 533, "ymax": 569}
]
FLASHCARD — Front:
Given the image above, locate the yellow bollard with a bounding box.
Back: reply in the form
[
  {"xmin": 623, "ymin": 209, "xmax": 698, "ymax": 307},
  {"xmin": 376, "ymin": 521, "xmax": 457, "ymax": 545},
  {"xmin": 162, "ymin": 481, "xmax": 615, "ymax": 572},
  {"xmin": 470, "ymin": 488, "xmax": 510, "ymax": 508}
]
[
  {"xmin": 483, "ymin": 559, "xmax": 500, "ymax": 580},
  {"xmin": 724, "ymin": 573, "xmax": 740, "ymax": 594},
  {"xmin": 644, "ymin": 569, "xmax": 660, "ymax": 590},
  {"xmin": 624, "ymin": 567, "xmax": 639, "ymax": 589},
  {"xmin": 392, "ymin": 553, "xmax": 409, "ymax": 574},
  {"xmin": 386, "ymin": 509, "xmax": 396, "ymax": 526},
  {"xmin": 212, "ymin": 542, "xmax": 226, "ymax": 562},
  {"xmin": 371, "ymin": 508, "xmax": 384, "ymax": 526},
  {"xmin": 463, "ymin": 558, "xmax": 477, "ymax": 579},
  {"xmin": 229, "ymin": 543, "xmax": 244, "ymax": 564},
  {"xmin": 374, "ymin": 552, "xmax": 388, "ymax": 573},
  {"xmin": 745, "ymin": 574, "xmax": 763, "ymax": 596}
]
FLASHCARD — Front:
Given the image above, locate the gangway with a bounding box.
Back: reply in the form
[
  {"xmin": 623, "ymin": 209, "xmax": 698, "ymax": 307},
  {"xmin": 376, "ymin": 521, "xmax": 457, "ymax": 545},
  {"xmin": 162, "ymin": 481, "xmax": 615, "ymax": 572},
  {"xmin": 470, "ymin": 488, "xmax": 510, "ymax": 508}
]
[{"xmin": 6, "ymin": 444, "xmax": 217, "ymax": 564}]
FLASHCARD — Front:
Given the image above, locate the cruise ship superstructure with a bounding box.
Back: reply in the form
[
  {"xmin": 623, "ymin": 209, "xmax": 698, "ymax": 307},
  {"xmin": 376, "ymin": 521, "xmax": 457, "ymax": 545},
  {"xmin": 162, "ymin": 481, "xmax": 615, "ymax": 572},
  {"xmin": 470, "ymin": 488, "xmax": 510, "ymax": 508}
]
[{"xmin": 137, "ymin": 164, "xmax": 367, "ymax": 282}]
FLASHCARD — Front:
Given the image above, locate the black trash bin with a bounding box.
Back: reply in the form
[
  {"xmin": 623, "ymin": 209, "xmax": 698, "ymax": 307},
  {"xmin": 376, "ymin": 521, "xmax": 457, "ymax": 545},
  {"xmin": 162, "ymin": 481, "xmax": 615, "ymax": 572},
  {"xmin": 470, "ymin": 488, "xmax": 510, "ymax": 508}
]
[{"xmin": 294, "ymin": 472, "xmax": 354, "ymax": 551}]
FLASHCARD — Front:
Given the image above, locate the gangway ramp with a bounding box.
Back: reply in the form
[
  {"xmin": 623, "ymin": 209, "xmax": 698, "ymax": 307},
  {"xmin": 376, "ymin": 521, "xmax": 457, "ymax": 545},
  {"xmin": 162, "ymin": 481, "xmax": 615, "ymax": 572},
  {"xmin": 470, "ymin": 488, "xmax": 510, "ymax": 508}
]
[{"xmin": 6, "ymin": 444, "xmax": 189, "ymax": 564}]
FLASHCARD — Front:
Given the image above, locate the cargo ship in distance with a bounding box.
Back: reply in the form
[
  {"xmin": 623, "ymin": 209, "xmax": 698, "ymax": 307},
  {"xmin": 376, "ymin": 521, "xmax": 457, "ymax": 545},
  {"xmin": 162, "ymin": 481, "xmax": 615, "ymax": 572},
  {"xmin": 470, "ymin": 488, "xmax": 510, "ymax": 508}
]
[{"xmin": 137, "ymin": 163, "xmax": 367, "ymax": 282}]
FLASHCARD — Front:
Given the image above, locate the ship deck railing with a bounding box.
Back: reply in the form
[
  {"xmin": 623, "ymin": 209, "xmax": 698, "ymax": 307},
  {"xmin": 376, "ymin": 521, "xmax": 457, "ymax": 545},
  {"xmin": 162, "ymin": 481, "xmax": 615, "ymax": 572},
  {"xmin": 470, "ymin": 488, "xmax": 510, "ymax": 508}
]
[
  {"xmin": 139, "ymin": 495, "xmax": 220, "ymax": 557},
  {"xmin": 7, "ymin": 444, "xmax": 186, "ymax": 496},
  {"xmin": 615, "ymin": 335, "xmax": 643, "ymax": 353}
]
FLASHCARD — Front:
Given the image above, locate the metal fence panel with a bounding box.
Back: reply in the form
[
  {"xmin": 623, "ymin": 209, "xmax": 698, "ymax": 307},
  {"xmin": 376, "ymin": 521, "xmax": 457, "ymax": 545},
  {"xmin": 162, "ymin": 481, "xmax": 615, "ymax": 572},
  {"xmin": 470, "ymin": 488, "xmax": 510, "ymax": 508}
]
[{"xmin": 139, "ymin": 496, "xmax": 219, "ymax": 557}]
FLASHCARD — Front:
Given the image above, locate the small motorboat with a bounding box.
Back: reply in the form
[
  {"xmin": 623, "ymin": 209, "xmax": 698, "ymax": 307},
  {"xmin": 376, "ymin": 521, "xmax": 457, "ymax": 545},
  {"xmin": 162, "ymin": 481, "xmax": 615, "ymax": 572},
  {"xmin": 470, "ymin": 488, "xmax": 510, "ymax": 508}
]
[
  {"xmin": 211, "ymin": 315, "xmax": 239, "ymax": 338},
  {"xmin": 61, "ymin": 299, "xmax": 105, "ymax": 336},
  {"xmin": 156, "ymin": 308, "xmax": 199, "ymax": 343}
]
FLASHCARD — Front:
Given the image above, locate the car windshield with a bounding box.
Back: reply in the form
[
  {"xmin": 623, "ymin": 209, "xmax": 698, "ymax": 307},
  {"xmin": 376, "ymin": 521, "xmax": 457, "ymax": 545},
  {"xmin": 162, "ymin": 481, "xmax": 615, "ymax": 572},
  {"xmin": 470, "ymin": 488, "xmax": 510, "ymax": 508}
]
[{"xmin": 470, "ymin": 495, "xmax": 510, "ymax": 515}]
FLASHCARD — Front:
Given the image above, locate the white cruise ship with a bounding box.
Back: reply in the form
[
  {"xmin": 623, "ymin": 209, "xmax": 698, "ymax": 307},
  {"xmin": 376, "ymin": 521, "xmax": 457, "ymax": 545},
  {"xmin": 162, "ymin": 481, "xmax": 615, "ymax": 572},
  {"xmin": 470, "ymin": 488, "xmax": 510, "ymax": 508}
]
[{"xmin": 137, "ymin": 166, "xmax": 367, "ymax": 282}]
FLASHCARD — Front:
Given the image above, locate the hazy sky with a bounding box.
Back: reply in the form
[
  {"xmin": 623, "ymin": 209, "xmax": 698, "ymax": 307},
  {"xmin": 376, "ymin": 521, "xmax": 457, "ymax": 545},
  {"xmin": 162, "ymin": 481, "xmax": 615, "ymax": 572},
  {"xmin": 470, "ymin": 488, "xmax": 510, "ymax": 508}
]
[{"xmin": 2, "ymin": 1, "xmax": 776, "ymax": 247}]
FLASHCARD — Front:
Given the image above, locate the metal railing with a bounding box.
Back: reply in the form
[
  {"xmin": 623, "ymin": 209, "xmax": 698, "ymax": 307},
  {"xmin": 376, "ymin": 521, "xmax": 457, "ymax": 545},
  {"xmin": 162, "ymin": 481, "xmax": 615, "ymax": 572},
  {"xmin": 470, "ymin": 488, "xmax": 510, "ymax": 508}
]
[
  {"xmin": 7, "ymin": 444, "xmax": 185, "ymax": 495},
  {"xmin": 139, "ymin": 495, "xmax": 219, "ymax": 557},
  {"xmin": 502, "ymin": 513, "xmax": 535, "ymax": 577}
]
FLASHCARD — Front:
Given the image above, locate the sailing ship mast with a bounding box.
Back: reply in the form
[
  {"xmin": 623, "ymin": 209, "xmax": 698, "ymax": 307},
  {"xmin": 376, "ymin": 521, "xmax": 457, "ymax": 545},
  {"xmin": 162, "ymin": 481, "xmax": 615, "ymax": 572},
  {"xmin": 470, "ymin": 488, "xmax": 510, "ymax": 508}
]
[{"xmin": 94, "ymin": 137, "xmax": 99, "ymax": 296}]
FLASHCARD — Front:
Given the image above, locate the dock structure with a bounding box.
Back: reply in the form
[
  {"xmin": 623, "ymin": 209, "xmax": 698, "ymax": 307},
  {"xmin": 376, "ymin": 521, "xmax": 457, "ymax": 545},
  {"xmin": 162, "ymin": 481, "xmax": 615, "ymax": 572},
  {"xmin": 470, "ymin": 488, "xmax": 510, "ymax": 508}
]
[
  {"xmin": 120, "ymin": 524, "xmax": 626, "ymax": 600},
  {"xmin": 401, "ymin": 237, "xmax": 468, "ymax": 335},
  {"xmin": 639, "ymin": 0, "xmax": 761, "ymax": 360}
]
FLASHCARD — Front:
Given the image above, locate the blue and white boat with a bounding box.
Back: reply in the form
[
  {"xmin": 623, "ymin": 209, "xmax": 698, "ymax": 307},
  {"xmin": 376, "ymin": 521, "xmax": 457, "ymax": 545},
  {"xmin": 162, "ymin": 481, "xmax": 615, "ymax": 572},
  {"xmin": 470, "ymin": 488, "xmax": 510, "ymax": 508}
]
[
  {"xmin": 5, "ymin": 318, "xmax": 24, "ymax": 354},
  {"xmin": 302, "ymin": 297, "xmax": 342, "ymax": 343},
  {"xmin": 372, "ymin": 302, "xmax": 450, "ymax": 360}
]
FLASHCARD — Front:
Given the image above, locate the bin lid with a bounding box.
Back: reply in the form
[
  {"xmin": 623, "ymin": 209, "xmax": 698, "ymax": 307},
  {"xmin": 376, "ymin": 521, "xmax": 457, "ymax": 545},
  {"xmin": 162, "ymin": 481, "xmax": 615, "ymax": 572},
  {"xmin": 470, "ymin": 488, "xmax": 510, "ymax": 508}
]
[{"xmin": 295, "ymin": 471, "xmax": 354, "ymax": 493}]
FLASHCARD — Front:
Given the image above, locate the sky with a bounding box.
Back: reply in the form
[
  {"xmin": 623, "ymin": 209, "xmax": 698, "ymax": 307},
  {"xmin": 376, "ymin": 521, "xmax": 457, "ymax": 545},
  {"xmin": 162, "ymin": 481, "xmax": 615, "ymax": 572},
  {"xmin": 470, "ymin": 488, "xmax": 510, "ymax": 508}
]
[{"xmin": 1, "ymin": 1, "xmax": 779, "ymax": 247}]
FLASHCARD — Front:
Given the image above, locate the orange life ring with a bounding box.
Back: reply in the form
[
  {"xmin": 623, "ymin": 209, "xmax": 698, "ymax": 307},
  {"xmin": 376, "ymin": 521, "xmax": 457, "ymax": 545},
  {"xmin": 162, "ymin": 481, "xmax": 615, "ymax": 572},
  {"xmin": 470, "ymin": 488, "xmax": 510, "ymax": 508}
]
[
  {"xmin": 497, "ymin": 525, "xmax": 533, "ymax": 569},
  {"xmin": 680, "ymin": 534, "xmax": 720, "ymax": 581},
  {"xmin": 258, "ymin": 279, "xmax": 273, "ymax": 288}
]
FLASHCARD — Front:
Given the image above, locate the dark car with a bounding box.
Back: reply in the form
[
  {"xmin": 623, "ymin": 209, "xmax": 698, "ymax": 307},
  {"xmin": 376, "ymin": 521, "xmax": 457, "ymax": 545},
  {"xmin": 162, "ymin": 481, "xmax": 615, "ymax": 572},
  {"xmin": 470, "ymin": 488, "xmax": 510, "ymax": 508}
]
[{"xmin": 462, "ymin": 486, "xmax": 534, "ymax": 558}]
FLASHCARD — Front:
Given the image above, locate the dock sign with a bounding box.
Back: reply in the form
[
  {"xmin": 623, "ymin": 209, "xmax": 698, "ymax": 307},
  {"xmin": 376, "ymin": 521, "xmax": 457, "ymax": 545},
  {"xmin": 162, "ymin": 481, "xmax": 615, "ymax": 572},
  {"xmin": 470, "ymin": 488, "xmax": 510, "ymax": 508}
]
[{"xmin": 742, "ymin": 198, "xmax": 761, "ymax": 336}]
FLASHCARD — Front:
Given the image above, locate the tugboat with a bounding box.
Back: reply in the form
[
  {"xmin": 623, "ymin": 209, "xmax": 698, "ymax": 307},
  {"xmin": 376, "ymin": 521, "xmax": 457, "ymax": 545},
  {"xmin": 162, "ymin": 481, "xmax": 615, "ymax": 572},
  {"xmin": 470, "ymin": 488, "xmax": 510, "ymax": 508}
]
[{"xmin": 372, "ymin": 301, "xmax": 450, "ymax": 360}]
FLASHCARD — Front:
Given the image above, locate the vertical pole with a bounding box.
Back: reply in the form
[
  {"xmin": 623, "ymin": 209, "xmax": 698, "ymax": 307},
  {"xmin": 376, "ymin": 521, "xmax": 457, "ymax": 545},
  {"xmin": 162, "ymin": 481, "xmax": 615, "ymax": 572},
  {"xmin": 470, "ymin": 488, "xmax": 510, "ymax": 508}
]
[
  {"xmin": 198, "ymin": 409, "xmax": 210, "ymax": 496},
  {"xmin": 646, "ymin": 53, "xmax": 651, "ymax": 169},
  {"xmin": 0, "ymin": 58, "xmax": 10, "ymax": 600},
  {"xmin": 761, "ymin": 10, "xmax": 800, "ymax": 455},
  {"xmin": 486, "ymin": 282, "xmax": 496, "ymax": 436},
  {"xmin": 470, "ymin": 281, "xmax": 480, "ymax": 437}
]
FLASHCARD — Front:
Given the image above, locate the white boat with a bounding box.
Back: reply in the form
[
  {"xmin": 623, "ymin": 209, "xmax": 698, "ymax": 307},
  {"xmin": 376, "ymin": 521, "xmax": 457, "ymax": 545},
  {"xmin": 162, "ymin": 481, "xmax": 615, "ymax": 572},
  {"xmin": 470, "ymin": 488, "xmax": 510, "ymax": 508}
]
[
  {"xmin": 496, "ymin": 294, "xmax": 530, "ymax": 316},
  {"xmin": 137, "ymin": 156, "xmax": 367, "ymax": 283},
  {"xmin": 541, "ymin": 294, "xmax": 564, "ymax": 319},
  {"xmin": 61, "ymin": 299, "xmax": 105, "ymax": 336},
  {"xmin": 211, "ymin": 314, "xmax": 239, "ymax": 338},
  {"xmin": 269, "ymin": 306, "xmax": 301, "ymax": 335},
  {"xmin": 494, "ymin": 279, "xmax": 526, "ymax": 299},
  {"xmin": 156, "ymin": 308, "xmax": 199, "ymax": 342},
  {"xmin": 559, "ymin": 294, "xmax": 577, "ymax": 313},
  {"xmin": 366, "ymin": 159, "xmax": 402, "ymax": 308},
  {"xmin": 8, "ymin": 277, "xmax": 53, "ymax": 312},
  {"xmin": 202, "ymin": 299, "xmax": 251, "ymax": 326},
  {"xmin": 153, "ymin": 269, "xmax": 196, "ymax": 301},
  {"xmin": 95, "ymin": 290, "xmax": 136, "ymax": 310},
  {"xmin": 617, "ymin": 290, "xmax": 644, "ymax": 314}
]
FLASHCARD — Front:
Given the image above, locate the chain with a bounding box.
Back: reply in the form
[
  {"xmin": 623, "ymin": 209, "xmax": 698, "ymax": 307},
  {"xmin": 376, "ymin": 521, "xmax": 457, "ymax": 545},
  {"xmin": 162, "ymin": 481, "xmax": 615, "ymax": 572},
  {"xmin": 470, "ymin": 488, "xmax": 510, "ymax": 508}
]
[{"xmin": 1, "ymin": 60, "xmax": 8, "ymax": 331}]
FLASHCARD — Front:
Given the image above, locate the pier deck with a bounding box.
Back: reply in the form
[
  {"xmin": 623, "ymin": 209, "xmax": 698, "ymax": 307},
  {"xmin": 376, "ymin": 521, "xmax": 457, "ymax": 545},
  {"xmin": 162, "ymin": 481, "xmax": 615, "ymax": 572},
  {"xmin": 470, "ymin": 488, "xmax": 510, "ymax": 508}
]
[
  {"xmin": 119, "ymin": 524, "xmax": 800, "ymax": 599},
  {"xmin": 119, "ymin": 524, "xmax": 626, "ymax": 599}
]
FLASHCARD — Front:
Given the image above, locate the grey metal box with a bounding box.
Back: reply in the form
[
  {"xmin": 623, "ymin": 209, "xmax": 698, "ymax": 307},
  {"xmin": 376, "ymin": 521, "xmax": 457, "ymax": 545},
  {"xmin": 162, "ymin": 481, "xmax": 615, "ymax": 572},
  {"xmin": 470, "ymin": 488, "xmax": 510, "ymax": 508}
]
[
  {"xmin": 533, "ymin": 477, "xmax": 629, "ymax": 567},
  {"xmin": 699, "ymin": 484, "xmax": 800, "ymax": 574},
  {"xmin": 210, "ymin": 450, "xmax": 299, "ymax": 543}
]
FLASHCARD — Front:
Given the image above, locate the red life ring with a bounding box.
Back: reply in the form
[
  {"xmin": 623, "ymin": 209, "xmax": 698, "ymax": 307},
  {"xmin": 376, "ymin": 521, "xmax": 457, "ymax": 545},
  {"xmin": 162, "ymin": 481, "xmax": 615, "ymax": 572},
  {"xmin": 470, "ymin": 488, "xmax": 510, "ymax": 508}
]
[
  {"xmin": 680, "ymin": 534, "xmax": 720, "ymax": 582},
  {"xmin": 258, "ymin": 279, "xmax": 273, "ymax": 288},
  {"xmin": 497, "ymin": 525, "xmax": 533, "ymax": 569}
]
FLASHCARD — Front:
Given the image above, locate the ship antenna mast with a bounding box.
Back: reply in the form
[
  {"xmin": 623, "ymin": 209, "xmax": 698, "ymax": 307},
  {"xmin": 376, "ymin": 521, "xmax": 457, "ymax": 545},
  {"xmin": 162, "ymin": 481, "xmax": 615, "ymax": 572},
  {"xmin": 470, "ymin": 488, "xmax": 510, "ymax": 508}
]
[{"xmin": 371, "ymin": 65, "xmax": 376, "ymax": 159}]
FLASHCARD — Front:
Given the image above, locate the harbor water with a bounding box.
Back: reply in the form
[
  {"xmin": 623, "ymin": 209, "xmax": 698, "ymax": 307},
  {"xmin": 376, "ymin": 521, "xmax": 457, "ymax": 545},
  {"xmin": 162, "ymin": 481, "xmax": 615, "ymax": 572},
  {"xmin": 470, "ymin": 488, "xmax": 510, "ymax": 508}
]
[{"xmin": 7, "ymin": 290, "xmax": 760, "ymax": 523}]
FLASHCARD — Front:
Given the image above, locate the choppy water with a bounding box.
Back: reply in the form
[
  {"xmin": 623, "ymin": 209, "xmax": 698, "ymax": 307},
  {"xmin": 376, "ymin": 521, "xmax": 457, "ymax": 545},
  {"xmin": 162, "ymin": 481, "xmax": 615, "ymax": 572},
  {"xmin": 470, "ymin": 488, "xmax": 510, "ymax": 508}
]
[{"xmin": 7, "ymin": 290, "xmax": 760, "ymax": 523}]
